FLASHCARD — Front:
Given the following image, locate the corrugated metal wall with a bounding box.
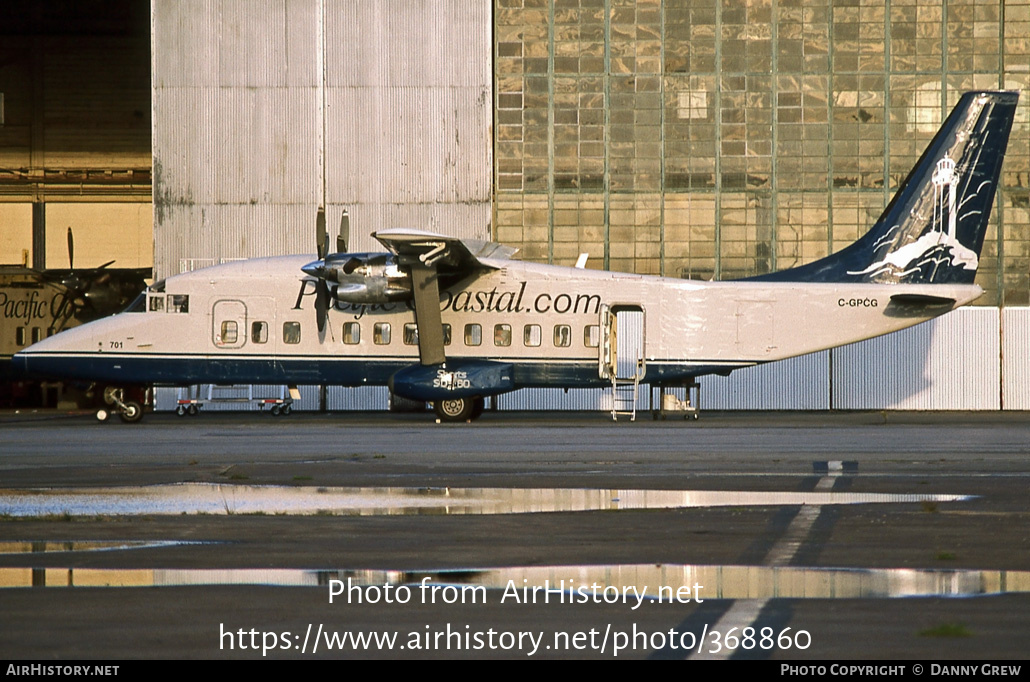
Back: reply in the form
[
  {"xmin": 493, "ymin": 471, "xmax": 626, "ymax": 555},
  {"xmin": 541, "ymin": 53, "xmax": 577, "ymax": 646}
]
[
  {"xmin": 152, "ymin": 0, "xmax": 492, "ymax": 279},
  {"xmin": 1002, "ymin": 308, "xmax": 1030, "ymax": 410},
  {"xmin": 832, "ymin": 308, "xmax": 1001, "ymax": 410},
  {"xmin": 702, "ymin": 352, "xmax": 830, "ymax": 411}
]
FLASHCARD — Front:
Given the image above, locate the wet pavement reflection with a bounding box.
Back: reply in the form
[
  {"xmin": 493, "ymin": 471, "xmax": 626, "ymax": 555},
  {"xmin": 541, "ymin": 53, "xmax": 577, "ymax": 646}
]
[
  {"xmin": 1, "ymin": 563, "xmax": 1026, "ymax": 600},
  {"xmin": 0, "ymin": 483, "xmax": 973, "ymax": 517}
]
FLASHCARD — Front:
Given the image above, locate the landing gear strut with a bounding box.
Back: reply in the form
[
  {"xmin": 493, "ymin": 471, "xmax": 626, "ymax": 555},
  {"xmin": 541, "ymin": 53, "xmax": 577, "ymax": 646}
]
[{"xmin": 96, "ymin": 386, "xmax": 145, "ymax": 424}]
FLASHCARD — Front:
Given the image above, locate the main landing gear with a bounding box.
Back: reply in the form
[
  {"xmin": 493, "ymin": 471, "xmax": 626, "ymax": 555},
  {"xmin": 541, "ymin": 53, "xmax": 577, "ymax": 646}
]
[
  {"xmin": 433, "ymin": 396, "xmax": 485, "ymax": 423},
  {"xmin": 94, "ymin": 385, "xmax": 146, "ymax": 424}
]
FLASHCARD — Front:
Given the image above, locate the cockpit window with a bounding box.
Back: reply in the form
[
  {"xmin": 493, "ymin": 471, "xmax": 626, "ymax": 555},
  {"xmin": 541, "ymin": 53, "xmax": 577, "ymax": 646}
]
[
  {"xmin": 149, "ymin": 295, "xmax": 164, "ymax": 312},
  {"xmin": 124, "ymin": 293, "xmax": 146, "ymax": 313},
  {"xmin": 167, "ymin": 294, "xmax": 189, "ymax": 313}
]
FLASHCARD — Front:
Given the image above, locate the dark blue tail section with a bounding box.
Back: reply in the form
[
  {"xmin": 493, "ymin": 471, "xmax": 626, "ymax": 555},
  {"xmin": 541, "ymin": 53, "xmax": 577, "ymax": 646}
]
[{"xmin": 754, "ymin": 91, "xmax": 1019, "ymax": 284}]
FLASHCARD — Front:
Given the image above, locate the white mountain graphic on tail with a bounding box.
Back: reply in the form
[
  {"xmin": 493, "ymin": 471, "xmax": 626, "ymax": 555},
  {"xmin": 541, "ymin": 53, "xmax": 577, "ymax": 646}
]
[{"xmin": 848, "ymin": 156, "xmax": 980, "ymax": 278}]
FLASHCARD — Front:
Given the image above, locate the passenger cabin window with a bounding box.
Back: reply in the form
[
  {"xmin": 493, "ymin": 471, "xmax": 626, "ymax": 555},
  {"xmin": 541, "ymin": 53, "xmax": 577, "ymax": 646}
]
[
  {"xmin": 494, "ymin": 324, "xmax": 511, "ymax": 347},
  {"xmin": 442, "ymin": 323, "xmax": 452, "ymax": 346},
  {"xmin": 149, "ymin": 296, "xmax": 164, "ymax": 312},
  {"xmin": 219, "ymin": 321, "xmax": 238, "ymax": 345},
  {"xmin": 343, "ymin": 322, "xmax": 360, "ymax": 345},
  {"xmin": 374, "ymin": 322, "xmax": 391, "ymax": 345},
  {"xmin": 167, "ymin": 294, "xmax": 190, "ymax": 313},
  {"xmin": 524, "ymin": 324, "xmax": 541, "ymax": 347},
  {"xmin": 403, "ymin": 323, "xmax": 419, "ymax": 346},
  {"xmin": 31, "ymin": 327, "xmax": 42, "ymax": 344},
  {"xmin": 15, "ymin": 327, "xmax": 26, "ymax": 346},
  {"xmin": 252, "ymin": 321, "xmax": 268, "ymax": 344},
  {"xmin": 584, "ymin": 325, "xmax": 599, "ymax": 348},
  {"xmin": 554, "ymin": 324, "xmax": 571, "ymax": 348},
  {"xmin": 283, "ymin": 321, "xmax": 301, "ymax": 344},
  {"xmin": 464, "ymin": 323, "xmax": 482, "ymax": 346}
]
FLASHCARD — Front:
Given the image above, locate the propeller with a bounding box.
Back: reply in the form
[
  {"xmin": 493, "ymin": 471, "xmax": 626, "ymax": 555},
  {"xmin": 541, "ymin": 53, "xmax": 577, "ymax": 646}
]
[
  {"xmin": 316, "ymin": 206, "xmax": 328, "ymax": 259},
  {"xmin": 313, "ymin": 207, "xmax": 331, "ymax": 333},
  {"xmin": 51, "ymin": 227, "xmax": 116, "ymax": 327},
  {"xmin": 338, "ymin": 210, "xmax": 349, "ymax": 253}
]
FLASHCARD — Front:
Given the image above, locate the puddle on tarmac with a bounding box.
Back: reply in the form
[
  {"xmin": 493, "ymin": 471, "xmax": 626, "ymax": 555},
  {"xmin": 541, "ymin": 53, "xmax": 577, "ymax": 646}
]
[
  {"xmin": 1, "ymin": 563, "xmax": 1027, "ymax": 600},
  {"xmin": 0, "ymin": 540, "xmax": 204, "ymax": 555},
  {"xmin": 0, "ymin": 483, "xmax": 973, "ymax": 517}
]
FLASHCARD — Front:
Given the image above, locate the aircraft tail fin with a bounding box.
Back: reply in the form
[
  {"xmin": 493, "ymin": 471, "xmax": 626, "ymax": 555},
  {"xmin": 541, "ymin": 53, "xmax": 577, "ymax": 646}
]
[{"xmin": 754, "ymin": 91, "xmax": 1019, "ymax": 285}]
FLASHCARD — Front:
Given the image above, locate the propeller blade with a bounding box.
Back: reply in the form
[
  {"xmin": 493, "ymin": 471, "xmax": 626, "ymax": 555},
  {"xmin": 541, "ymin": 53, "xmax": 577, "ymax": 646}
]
[
  {"xmin": 316, "ymin": 206, "xmax": 328, "ymax": 259},
  {"xmin": 67, "ymin": 227, "xmax": 74, "ymax": 270},
  {"xmin": 338, "ymin": 210, "xmax": 350, "ymax": 253},
  {"xmin": 315, "ymin": 280, "xmax": 330, "ymax": 333}
]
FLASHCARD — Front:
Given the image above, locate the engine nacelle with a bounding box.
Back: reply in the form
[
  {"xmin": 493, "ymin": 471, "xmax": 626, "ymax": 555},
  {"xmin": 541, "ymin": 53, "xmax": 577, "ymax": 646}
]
[
  {"xmin": 389, "ymin": 360, "xmax": 515, "ymax": 401},
  {"xmin": 303, "ymin": 253, "xmax": 412, "ymax": 304}
]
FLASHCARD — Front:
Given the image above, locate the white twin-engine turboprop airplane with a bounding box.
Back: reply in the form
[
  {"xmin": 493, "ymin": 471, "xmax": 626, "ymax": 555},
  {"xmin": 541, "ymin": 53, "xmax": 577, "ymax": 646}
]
[{"xmin": 13, "ymin": 91, "xmax": 1020, "ymax": 422}]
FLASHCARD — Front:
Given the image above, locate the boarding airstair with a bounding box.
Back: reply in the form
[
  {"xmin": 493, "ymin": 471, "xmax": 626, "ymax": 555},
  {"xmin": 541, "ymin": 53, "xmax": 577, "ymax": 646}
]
[
  {"xmin": 611, "ymin": 358, "xmax": 643, "ymax": 421},
  {"xmin": 601, "ymin": 305, "xmax": 645, "ymax": 421}
]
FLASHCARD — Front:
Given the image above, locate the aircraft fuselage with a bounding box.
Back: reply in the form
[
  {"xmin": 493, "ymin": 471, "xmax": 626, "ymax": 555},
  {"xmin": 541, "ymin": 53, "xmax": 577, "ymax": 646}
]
[{"xmin": 13, "ymin": 254, "xmax": 980, "ymax": 390}]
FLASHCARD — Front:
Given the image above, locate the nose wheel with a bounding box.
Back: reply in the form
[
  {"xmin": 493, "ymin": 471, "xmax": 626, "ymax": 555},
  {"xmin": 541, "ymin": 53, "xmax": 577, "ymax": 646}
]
[{"xmin": 97, "ymin": 386, "xmax": 145, "ymax": 423}]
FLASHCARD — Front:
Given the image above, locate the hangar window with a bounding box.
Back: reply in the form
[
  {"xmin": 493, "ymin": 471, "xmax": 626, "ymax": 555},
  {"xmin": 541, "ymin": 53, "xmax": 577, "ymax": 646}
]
[
  {"xmin": 403, "ymin": 323, "xmax": 419, "ymax": 345},
  {"xmin": 464, "ymin": 323, "xmax": 482, "ymax": 346},
  {"xmin": 494, "ymin": 324, "xmax": 512, "ymax": 347},
  {"xmin": 584, "ymin": 325, "xmax": 599, "ymax": 348},
  {"xmin": 283, "ymin": 321, "xmax": 301, "ymax": 344},
  {"xmin": 374, "ymin": 322, "xmax": 391, "ymax": 345},
  {"xmin": 167, "ymin": 295, "xmax": 190, "ymax": 313},
  {"xmin": 524, "ymin": 324, "xmax": 541, "ymax": 347},
  {"xmin": 343, "ymin": 322, "xmax": 360, "ymax": 344},
  {"xmin": 554, "ymin": 324, "xmax": 571, "ymax": 348},
  {"xmin": 252, "ymin": 321, "xmax": 268, "ymax": 344},
  {"xmin": 219, "ymin": 321, "xmax": 238, "ymax": 345}
]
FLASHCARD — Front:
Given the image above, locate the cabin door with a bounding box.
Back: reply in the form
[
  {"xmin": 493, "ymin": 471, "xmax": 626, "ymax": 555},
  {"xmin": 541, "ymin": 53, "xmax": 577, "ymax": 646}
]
[
  {"xmin": 211, "ymin": 299, "xmax": 248, "ymax": 349},
  {"xmin": 599, "ymin": 304, "xmax": 645, "ymax": 380}
]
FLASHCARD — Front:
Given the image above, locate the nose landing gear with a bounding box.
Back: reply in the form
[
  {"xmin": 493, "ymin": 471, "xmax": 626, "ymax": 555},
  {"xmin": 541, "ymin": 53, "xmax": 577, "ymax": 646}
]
[{"xmin": 95, "ymin": 386, "xmax": 146, "ymax": 423}]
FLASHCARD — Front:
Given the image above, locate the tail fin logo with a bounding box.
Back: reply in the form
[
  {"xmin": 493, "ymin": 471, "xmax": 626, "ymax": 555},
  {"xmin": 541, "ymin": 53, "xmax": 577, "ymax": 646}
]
[{"xmin": 848, "ymin": 155, "xmax": 981, "ymax": 279}]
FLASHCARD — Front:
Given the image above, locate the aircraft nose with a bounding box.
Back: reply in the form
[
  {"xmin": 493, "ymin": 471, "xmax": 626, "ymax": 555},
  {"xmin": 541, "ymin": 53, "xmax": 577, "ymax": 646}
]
[{"xmin": 301, "ymin": 260, "xmax": 326, "ymax": 279}]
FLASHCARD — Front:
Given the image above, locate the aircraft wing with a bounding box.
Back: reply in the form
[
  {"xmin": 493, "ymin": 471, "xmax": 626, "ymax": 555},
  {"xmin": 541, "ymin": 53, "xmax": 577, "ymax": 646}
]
[
  {"xmin": 372, "ymin": 229, "xmax": 517, "ymax": 273},
  {"xmin": 371, "ymin": 229, "xmax": 516, "ymax": 367}
]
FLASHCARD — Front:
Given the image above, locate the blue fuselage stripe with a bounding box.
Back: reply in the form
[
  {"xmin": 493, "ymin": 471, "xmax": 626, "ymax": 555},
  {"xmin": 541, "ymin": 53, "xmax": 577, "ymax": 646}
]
[{"xmin": 14, "ymin": 352, "xmax": 745, "ymax": 388}]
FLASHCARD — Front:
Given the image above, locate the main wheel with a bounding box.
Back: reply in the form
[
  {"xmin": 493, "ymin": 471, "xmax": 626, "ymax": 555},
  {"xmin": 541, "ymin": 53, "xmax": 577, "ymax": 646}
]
[
  {"xmin": 119, "ymin": 400, "xmax": 144, "ymax": 424},
  {"xmin": 176, "ymin": 405, "xmax": 187, "ymax": 417},
  {"xmin": 434, "ymin": 397, "xmax": 474, "ymax": 422}
]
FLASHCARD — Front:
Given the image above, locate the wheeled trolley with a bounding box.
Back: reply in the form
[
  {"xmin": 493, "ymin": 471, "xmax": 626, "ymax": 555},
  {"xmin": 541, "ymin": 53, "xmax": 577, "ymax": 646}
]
[
  {"xmin": 650, "ymin": 380, "xmax": 700, "ymax": 420},
  {"xmin": 174, "ymin": 384, "xmax": 295, "ymax": 416}
]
